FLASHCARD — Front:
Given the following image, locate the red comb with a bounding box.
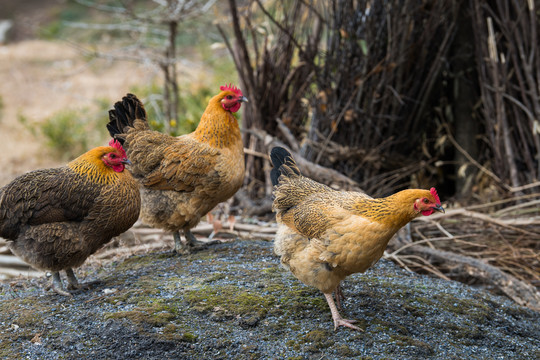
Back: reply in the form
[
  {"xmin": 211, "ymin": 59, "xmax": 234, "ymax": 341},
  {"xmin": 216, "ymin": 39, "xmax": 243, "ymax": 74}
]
[
  {"xmin": 220, "ymin": 83, "xmax": 243, "ymax": 97},
  {"xmin": 109, "ymin": 139, "xmax": 127, "ymax": 158},
  {"xmin": 430, "ymin": 187, "xmax": 441, "ymax": 204}
]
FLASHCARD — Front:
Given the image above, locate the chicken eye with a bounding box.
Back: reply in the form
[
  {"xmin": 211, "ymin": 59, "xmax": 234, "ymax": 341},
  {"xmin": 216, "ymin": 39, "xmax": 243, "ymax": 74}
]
[
  {"xmin": 423, "ymin": 198, "xmax": 429, "ymax": 204},
  {"xmin": 110, "ymin": 154, "xmax": 117, "ymax": 159},
  {"xmin": 226, "ymin": 95, "xmax": 233, "ymax": 100}
]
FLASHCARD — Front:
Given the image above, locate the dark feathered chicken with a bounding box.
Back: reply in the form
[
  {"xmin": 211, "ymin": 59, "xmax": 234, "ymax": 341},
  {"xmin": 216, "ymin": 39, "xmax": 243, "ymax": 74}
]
[{"xmin": 0, "ymin": 140, "xmax": 140, "ymax": 296}]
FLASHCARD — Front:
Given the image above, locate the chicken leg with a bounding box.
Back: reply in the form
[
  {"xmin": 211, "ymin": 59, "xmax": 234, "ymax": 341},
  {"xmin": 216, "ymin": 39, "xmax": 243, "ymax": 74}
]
[
  {"xmin": 173, "ymin": 228, "xmax": 221, "ymax": 254},
  {"xmin": 51, "ymin": 272, "xmax": 72, "ymax": 297},
  {"xmin": 334, "ymin": 282, "xmax": 346, "ymax": 310},
  {"xmin": 173, "ymin": 231, "xmax": 199, "ymax": 254},
  {"xmin": 173, "ymin": 231, "xmax": 184, "ymax": 253},
  {"xmin": 65, "ymin": 268, "xmax": 80, "ymax": 290},
  {"xmin": 323, "ymin": 293, "xmax": 361, "ymax": 331},
  {"xmin": 184, "ymin": 228, "xmax": 209, "ymax": 247}
]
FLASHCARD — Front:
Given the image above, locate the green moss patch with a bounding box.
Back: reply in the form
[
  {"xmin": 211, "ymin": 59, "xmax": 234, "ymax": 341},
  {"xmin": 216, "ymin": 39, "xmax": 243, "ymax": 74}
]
[
  {"xmin": 184, "ymin": 284, "xmax": 275, "ymax": 319},
  {"xmin": 302, "ymin": 329, "xmax": 335, "ymax": 352},
  {"xmin": 106, "ymin": 300, "xmax": 177, "ymax": 327}
]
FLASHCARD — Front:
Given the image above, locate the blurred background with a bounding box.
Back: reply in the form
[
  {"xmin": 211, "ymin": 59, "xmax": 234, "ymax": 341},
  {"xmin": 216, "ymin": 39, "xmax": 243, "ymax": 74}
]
[
  {"xmin": 0, "ymin": 0, "xmax": 538, "ymax": 309},
  {"xmin": 0, "ymin": 0, "xmax": 234, "ymax": 186}
]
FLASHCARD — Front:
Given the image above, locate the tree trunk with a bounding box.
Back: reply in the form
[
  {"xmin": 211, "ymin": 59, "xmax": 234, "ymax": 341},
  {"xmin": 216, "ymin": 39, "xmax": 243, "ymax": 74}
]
[
  {"xmin": 452, "ymin": 2, "xmax": 479, "ymax": 198},
  {"xmin": 163, "ymin": 15, "xmax": 179, "ymax": 134}
]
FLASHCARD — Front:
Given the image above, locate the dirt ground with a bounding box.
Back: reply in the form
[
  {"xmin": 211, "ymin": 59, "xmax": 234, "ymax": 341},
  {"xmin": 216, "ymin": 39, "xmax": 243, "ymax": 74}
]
[{"xmin": 0, "ymin": 39, "xmax": 156, "ymax": 186}]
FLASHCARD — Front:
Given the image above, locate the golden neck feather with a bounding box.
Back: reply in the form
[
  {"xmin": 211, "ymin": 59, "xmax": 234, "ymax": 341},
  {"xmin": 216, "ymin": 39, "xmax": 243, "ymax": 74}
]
[
  {"xmin": 351, "ymin": 190, "xmax": 426, "ymax": 229},
  {"xmin": 67, "ymin": 147, "xmax": 119, "ymax": 185},
  {"xmin": 192, "ymin": 95, "xmax": 242, "ymax": 148}
]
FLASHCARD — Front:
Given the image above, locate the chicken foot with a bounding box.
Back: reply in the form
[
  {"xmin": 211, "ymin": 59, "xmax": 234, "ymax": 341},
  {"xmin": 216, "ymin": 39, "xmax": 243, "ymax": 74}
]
[
  {"xmin": 173, "ymin": 228, "xmax": 221, "ymax": 254},
  {"xmin": 50, "ymin": 272, "xmax": 72, "ymax": 297},
  {"xmin": 323, "ymin": 293, "xmax": 362, "ymax": 331},
  {"xmin": 173, "ymin": 231, "xmax": 184, "ymax": 253},
  {"xmin": 65, "ymin": 268, "xmax": 100, "ymax": 291}
]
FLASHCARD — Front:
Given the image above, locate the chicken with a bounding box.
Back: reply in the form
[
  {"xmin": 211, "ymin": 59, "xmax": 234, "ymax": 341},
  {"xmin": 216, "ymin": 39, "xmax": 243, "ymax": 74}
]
[
  {"xmin": 270, "ymin": 147, "xmax": 444, "ymax": 330},
  {"xmin": 106, "ymin": 84, "xmax": 247, "ymax": 253},
  {"xmin": 0, "ymin": 140, "xmax": 140, "ymax": 296}
]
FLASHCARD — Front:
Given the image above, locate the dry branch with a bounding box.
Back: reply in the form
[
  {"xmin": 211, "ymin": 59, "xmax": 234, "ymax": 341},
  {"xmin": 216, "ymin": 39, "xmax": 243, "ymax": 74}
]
[
  {"xmin": 245, "ymin": 129, "xmax": 363, "ymax": 191},
  {"xmin": 391, "ymin": 230, "xmax": 540, "ymax": 310},
  {"xmin": 387, "ymin": 197, "xmax": 540, "ymax": 311},
  {"xmin": 0, "ymin": 255, "xmax": 29, "ymax": 269}
]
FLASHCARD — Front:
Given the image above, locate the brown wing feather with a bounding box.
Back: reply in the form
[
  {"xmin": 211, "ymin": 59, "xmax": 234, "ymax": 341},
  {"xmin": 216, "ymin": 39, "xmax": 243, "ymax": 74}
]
[
  {"xmin": 275, "ymin": 173, "xmax": 372, "ymax": 240},
  {"xmin": 273, "ymin": 176, "xmax": 336, "ymax": 212},
  {"xmin": 121, "ymin": 127, "xmax": 176, "ymax": 177},
  {"xmin": 280, "ymin": 194, "xmax": 350, "ymax": 239},
  {"xmin": 0, "ymin": 168, "xmax": 100, "ymax": 240},
  {"xmin": 125, "ymin": 131, "xmax": 219, "ymax": 192}
]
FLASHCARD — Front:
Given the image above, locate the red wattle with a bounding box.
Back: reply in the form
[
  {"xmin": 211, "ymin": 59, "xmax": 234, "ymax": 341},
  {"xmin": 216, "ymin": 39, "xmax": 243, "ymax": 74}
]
[
  {"xmin": 222, "ymin": 103, "xmax": 241, "ymax": 113},
  {"xmin": 112, "ymin": 164, "xmax": 125, "ymax": 173}
]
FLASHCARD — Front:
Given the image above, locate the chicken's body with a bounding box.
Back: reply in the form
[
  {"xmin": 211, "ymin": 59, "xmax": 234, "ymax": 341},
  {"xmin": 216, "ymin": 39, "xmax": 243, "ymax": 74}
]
[
  {"xmin": 0, "ymin": 141, "xmax": 140, "ymax": 296},
  {"xmin": 270, "ymin": 147, "xmax": 444, "ymax": 330},
  {"xmin": 107, "ymin": 85, "xmax": 246, "ymax": 253}
]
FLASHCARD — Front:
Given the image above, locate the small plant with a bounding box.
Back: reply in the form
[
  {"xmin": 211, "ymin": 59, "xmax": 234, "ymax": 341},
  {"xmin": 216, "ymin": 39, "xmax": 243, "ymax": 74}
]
[
  {"xmin": 129, "ymin": 82, "xmax": 217, "ymax": 137},
  {"xmin": 19, "ymin": 101, "xmax": 110, "ymax": 160},
  {"xmin": 43, "ymin": 109, "xmax": 88, "ymax": 157}
]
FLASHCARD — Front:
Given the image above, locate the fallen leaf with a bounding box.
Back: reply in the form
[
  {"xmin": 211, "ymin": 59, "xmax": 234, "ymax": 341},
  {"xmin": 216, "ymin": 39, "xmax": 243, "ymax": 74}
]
[{"xmin": 31, "ymin": 333, "xmax": 42, "ymax": 345}]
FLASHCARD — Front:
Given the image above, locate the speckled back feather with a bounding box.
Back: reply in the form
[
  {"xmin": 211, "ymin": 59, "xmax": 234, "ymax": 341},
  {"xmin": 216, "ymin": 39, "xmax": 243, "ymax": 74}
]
[{"xmin": 271, "ymin": 147, "xmax": 340, "ymax": 215}]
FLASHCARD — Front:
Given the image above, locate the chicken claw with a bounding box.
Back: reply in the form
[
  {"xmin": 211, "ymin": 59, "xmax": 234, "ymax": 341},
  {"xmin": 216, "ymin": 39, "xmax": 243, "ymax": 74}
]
[
  {"xmin": 324, "ymin": 293, "xmax": 362, "ymax": 331},
  {"xmin": 51, "ymin": 272, "xmax": 73, "ymax": 297},
  {"xmin": 334, "ymin": 318, "xmax": 360, "ymax": 331},
  {"xmin": 173, "ymin": 229, "xmax": 221, "ymax": 254}
]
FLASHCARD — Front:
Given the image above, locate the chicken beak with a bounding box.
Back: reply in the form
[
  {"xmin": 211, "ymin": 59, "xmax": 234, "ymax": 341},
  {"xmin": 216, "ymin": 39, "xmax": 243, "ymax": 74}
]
[
  {"xmin": 432, "ymin": 204, "xmax": 445, "ymax": 213},
  {"xmin": 122, "ymin": 159, "xmax": 132, "ymax": 166},
  {"xmin": 239, "ymin": 96, "xmax": 249, "ymax": 103}
]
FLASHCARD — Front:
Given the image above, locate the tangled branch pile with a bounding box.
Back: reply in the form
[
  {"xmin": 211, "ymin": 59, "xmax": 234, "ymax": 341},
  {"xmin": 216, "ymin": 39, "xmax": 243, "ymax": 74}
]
[
  {"xmin": 472, "ymin": 0, "xmax": 540, "ymax": 192},
  {"xmin": 221, "ymin": 0, "xmax": 458, "ymax": 197},
  {"xmin": 217, "ymin": 0, "xmax": 540, "ymax": 309}
]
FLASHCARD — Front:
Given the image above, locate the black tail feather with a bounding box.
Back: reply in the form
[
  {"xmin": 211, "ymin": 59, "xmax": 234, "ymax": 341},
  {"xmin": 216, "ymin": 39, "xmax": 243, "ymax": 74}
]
[
  {"xmin": 270, "ymin": 147, "xmax": 301, "ymax": 186},
  {"xmin": 106, "ymin": 93, "xmax": 147, "ymax": 144}
]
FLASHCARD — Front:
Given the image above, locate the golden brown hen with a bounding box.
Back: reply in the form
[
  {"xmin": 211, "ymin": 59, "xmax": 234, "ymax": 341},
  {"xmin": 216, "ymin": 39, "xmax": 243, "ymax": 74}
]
[
  {"xmin": 0, "ymin": 140, "xmax": 140, "ymax": 296},
  {"xmin": 270, "ymin": 147, "xmax": 444, "ymax": 330},
  {"xmin": 107, "ymin": 85, "xmax": 247, "ymax": 253}
]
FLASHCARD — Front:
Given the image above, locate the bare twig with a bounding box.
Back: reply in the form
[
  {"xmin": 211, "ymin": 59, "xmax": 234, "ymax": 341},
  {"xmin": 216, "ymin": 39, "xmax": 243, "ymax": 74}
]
[{"xmin": 443, "ymin": 123, "xmax": 510, "ymax": 191}]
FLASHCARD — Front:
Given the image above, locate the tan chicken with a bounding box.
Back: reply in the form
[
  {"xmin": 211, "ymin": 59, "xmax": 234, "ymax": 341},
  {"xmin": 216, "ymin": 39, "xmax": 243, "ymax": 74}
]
[
  {"xmin": 0, "ymin": 140, "xmax": 140, "ymax": 296},
  {"xmin": 106, "ymin": 85, "xmax": 247, "ymax": 253},
  {"xmin": 270, "ymin": 146, "xmax": 444, "ymax": 330}
]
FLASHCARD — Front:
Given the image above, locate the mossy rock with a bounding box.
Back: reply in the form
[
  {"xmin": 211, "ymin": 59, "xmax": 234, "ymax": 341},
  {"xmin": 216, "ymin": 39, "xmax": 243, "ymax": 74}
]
[{"xmin": 0, "ymin": 240, "xmax": 538, "ymax": 359}]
